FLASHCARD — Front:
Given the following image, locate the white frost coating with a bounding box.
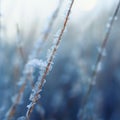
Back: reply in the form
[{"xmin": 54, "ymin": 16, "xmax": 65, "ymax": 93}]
[
  {"xmin": 26, "ymin": 59, "xmax": 47, "ymax": 69},
  {"xmin": 96, "ymin": 62, "xmax": 102, "ymax": 72},
  {"xmin": 29, "ymin": 77, "xmax": 46, "ymax": 102},
  {"xmin": 27, "ymin": 36, "xmax": 58, "ymax": 116},
  {"xmin": 106, "ymin": 23, "xmax": 110, "ymax": 28},
  {"xmin": 53, "ymin": 29, "xmax": 61, "ymax": 45},
  {"xmin": 23, "ymin": 64, "xmax": 33, "ymax": 75},
  {"xmin": 98, "ymin": 47, "xmax": 106, "ymax": 57},
  {"xmin": 27, "ymin": 102, "xmax": 35, "ymax": 109},
  {"xmin": 46, "ymin": 47, "xmax": 55, "ymax": 62},
  {"xmin": 18, "ymin": 59, "xmax": 46, "ymax": 86},
  {"xmin": 26, "ymin": 0, "xmax": 74, "ymax": 117},
  {"xmin": 29, "ymin": 73, "xmax": 46, "ymax": 101},
  {"xmin": 114, "ymin": 16, "xmax": 118, "ymax": 20},
  {"xmin": 54, "ymin": 29, "xmax": 61, "ymax": 38},
  {"xmin": 29, "ymin": 38, "xmax": 43, "ymax": 60},
  {"xmin": 17, "ymin": 78, "xmax": 25, "ymax": 86},
  {"xmin": 108, "ymin": 15, "xmax": 118, "ymax": 22},
  {"xmin": 29, "ymin": 88, "xmax": 41, "ymax": 101},
  {"xmin": 28, "ymin": 59, "xmax": 48, "ymax": 102},
  {"xmin": 17, "ymin": 116, "xmax": 26, "ymax": 120},
  {"xmin": 62, "ymin": 0, "xmax": 72, "ymax": 19},
  {"xmin": 110, "ymin": 16, "xmax": 118, "ymax": 21},
  {"xmin": 27, "ymin": 59, "xmax": 39, "ymax": 67}
]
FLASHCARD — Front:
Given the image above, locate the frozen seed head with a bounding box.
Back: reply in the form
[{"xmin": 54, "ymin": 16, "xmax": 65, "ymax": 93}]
[{"xmin": 62, "ymin": 0, "xmax": 72, "ymax": 20}]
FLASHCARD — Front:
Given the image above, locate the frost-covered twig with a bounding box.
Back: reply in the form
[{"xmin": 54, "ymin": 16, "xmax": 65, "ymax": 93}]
[
  {"xmin": 16, "ymin": 24, "xmax": 25, "ymax": 61},
  {"xmin": 5, "ymin": 81, "xmax": 27, "ymax": 120},
  {"xmin": 5, "ymin": 1, "xmax": 63, "ymax": 120},
  {"xmin": 29, "ymin": 0, "xmax": 63, "ymax": 59},
  {"xmin": 26, "ymin": 0, "xmax": 75, "ymax": 119},
  {"xmin": 78, "ymin": 0, "xmax": 120, "ymax": 119}
]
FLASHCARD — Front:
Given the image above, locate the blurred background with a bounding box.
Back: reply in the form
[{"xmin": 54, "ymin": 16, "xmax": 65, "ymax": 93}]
[{"xmin": 0, "ymin": 0, "xmax": 120, "ymax": 120}]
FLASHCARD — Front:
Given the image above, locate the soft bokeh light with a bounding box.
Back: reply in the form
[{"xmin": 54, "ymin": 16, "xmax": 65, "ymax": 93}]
[
  {"xmin": 1, "ymin": 0, "xmax": 58, "ymax": 39},
  {"xmin": 79, "ymin": 0, "xmax": 97, "ymax": 11},
  {"xmin": 0, "ymin": 0, "xmax": 117, "ymax": 41},
  {"xmin": 0, "ymin": 0, "xmax": 120, "ymax": 120}
]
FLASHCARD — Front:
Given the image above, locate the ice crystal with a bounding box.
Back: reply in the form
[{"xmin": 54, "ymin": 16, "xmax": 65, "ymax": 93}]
[
  {"xmin": 17, "ymin": 116, "xmax": 26, "ymax": 120},
  {"xmin": 96, "ymin": 62, "xmax": 102, "ymax": 72},
  {"xmin": 98, "ymin": 47, "xmax": 106, "ymax": 57}
]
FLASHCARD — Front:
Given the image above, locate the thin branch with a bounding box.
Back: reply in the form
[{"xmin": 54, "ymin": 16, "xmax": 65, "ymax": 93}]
[
  {"xmin": 5, "ymin": 1, "xmax": 63, "ymax": 120},
  {"xmin": 26, "ymin": 0, "xmax": 75, "ymax": 119},
  {"xmin": 79, "ymin": 0, "xmax": 120, "ymax": 119},
  {"xmin": 16, "ymin": 24, "xmax": 26, "ymax": 62},
  {"xmin": 29, "ymin": 0, "xmax": 63, "ymax": 59}
]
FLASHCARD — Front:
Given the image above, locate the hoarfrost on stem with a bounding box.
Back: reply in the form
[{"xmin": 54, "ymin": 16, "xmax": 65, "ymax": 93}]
[{"xmin": 17, "ymin": 116, "xmax": 26, "ymax": 120}]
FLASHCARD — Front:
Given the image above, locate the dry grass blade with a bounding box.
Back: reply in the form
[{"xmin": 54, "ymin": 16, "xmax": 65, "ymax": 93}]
[
  {"xmin": 26, "ymin": 0, "xmax": 75, "ymax": 119},
  {"xmin": 79, "ymin": 0, "xmax": 120, "ymax": 119},
  {"xmin": 6, "ymin": 82, "xmax": 26, "ymax": 120},
  {"xmin": 16, "ymin": 24, "xmax": 25, "ymax": 61},
  {"xmin": 31, "ymin": 0, "xmax": 63, "ymax": 59},
  {"xmin": 5, "ymin": 1, "xmax": 63, "ymax": 120}
]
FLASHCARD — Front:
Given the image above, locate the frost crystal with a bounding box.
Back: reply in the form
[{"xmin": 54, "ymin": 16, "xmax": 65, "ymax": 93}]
[
  {"xmin": 54, "ymin": 29, "xmax": 61, "ymax": 38},
  {"xmin": 96, "ymin": 62, "xmax": 102, "ymax": 72},
  {"xmin": 29, "ymin": 39, "xmax": 43, "ymax": 60},
  {"xmin": 62, "ymin": 0, "xmax": 72, "ymax": 20},
  {"xmin": 27, "ymin": 59, "xmax": 43, "ymax": 68},
  {"xmin": 27, "ymin": 102, "xmax": 35, "ymax": 109},
  {"xmin": 98, "ymin": 47, "xmax": 106, "ymax": 57},
  {"xmin": 26, "ymin": 59, "xmax": 47, "ymax": 74},
  {"xmin": 114, "ymin": 16, "xmax": 118, "ymax": 21},
  {"xmin": 17, "ymin": 116, "xmax": 26, "ymax": 120},
  {"xmin": 106, "ymin": 23, "xmax": 110, "ymax": 28}
]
